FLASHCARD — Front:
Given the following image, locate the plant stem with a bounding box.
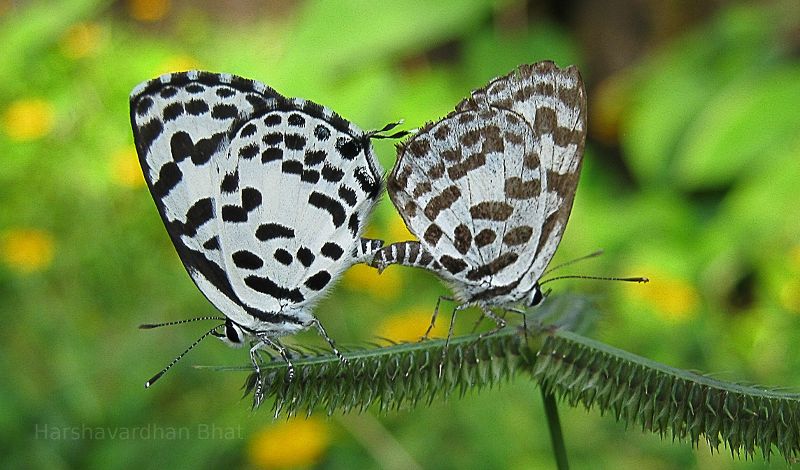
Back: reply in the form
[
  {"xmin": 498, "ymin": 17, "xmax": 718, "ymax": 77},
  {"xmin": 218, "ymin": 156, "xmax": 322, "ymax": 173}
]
[{"xmin": 541, "ymin": 388, "xmax": 569, "ymax": 470}]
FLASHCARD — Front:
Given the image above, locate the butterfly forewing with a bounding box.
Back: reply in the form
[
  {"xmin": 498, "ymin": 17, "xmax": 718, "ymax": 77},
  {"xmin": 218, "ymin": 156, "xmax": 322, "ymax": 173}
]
[
  {"xmin": 214, "ymin": 100, "xmax": 383, "ymax": 321},
  {"xmin": 130, "ymin": 71, "xmax": 283, "ymax": 315}
]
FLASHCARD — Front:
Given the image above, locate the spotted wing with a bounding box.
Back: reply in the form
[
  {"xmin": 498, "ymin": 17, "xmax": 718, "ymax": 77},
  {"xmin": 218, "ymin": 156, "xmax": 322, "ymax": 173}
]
[
  {"xmin": 130, "ymin": 71, "xmax": 282, "ymax": 321},
  {"xmin": 388, "ymin": 62, "xmax": 586, "ymax": 301},
  {"xmin": 462, "ymin": 62, "xmax": 587, "ymax": 281},
  {"xmin": 213, "ymin": 99, "xmax": 383, "ymax": 325}
]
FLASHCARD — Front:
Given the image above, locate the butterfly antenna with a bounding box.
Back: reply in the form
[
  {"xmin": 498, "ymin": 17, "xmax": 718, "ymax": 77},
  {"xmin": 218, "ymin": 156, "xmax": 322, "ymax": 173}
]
[
  {"xmin": 139, "ymin": 316, "xmax": 225, "ymax": 329},
  {"xmin": 543, "ymin": 249, "xmax": 605, "ymax": 275},
  {"xmin": 368, "ymin": 120, "xmax": 411, "ymax": 140},
  {"xmin": 144, "ymin": 324, "xmax": 223, "ymax": 388},
  {"xmin": 540, "ymin": 274, "xmax": 649, "ymax": 285}
]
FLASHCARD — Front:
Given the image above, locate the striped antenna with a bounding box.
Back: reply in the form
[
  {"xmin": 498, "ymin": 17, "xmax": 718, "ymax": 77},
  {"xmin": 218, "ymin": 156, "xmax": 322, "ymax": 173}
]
[
  {"xmin": 144, "ymin": 324, "xmax": 223, "ymax": 388},
  {"xmin": 139, "ymin": 316, "xmax": 225, "ymax": 329}
]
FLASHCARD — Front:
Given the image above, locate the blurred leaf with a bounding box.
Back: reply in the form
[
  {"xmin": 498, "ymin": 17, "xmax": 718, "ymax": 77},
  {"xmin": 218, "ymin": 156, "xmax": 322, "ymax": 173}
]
[
  {"xmin": 0, "ymin": 0, "xmax": 111, "ymax": 89},
  {"xmin": 463, "ymin": 21, "xmax": 580, "ymax": 87},
  {"xmin": 621, "ymin": 2, "xmax": 795, "ymax": 186},
  {"xmin": 280, "ymin": 0, "xmax": 495, "ymax": 87},
  {"xmin": 676, "ymin": 65, "xmax": 800, "ymax": 189}
]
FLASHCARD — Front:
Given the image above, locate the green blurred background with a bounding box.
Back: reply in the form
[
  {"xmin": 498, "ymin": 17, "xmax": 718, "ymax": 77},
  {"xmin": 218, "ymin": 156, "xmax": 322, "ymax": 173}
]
[{"xmin": 2, "ymin": 0, "xmax": 799, "ymax": 468}]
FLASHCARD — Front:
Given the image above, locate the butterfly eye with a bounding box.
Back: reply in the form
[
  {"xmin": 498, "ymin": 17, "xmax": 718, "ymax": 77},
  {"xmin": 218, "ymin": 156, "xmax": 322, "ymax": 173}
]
[
  {"xmin": 528, "ymin": 285, "xmax": 544, "ymax": 307},
  {"xmin": 212, "ymin": 319, "xmax": 245, "ymax": 348}
]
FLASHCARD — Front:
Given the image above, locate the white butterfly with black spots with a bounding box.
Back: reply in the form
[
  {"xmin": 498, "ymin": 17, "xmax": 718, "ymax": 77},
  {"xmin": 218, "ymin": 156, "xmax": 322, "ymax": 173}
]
[
  {"xmin": 372, "ymin": 61, "xmax": 587, "ymax": 333},
  {"xmin": 130, "ymin": 71, "xmax": 385, "ymax": 402}
]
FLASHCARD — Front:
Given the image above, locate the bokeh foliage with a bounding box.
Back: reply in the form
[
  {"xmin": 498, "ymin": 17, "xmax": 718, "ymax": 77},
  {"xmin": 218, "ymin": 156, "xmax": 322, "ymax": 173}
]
[{"xmin": 1, "ymin": 0, "xmax": 798, "ymax": 468}]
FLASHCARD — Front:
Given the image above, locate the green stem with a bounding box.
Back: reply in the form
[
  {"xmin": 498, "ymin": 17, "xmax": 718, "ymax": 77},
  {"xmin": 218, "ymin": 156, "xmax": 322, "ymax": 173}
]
[{"xmin": 541, "ymin": 389, "xmax": 569, "ymax": 470}]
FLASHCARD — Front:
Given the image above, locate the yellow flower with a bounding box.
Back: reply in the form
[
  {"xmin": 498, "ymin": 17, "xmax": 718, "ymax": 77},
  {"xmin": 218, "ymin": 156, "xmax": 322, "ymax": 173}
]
[
  {"xmin": 111, "ymin": 146, "xmax": 145, "ymax": 188},
  {"xmin": 127, "ymin": 0, "xmax": 170, "ymax": 22},
  {"xmin": 2, "ymin": 98, "xmax": 55, "ymax": 141},
  {"xmin": 625, "ymin": 270, "xmax": 699, "ymax": 321},
  {"xmin": 341, "ymin": 263, "xmax": 403, "ymax": 300},
  {"xmin": 60, "ymin": 22, "xmax": 103, "ymax": 59},
  {"xmin": 248, "ymin": 417, "xmax": 331, "ymax": 469},
  {"xmin": 779, "ymin": 280, "xmax": 800, "ymax": 314},
  {"xmin": 1, "ymin": 228, "xmax": 55, "ymax": 273},
  {"xmin": 374, "ymin": 307, "xmax": 448, "ymax": 342},
  {"xmin": 790, "ymin": 244, "xmax": 800, "ymax": 271}
]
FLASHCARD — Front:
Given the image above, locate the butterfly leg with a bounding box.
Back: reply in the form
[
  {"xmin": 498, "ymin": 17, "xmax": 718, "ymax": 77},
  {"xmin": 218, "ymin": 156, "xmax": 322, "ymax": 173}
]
[
  {"xmin": 477, "ymin": 307, "xmax": 507, "ymax": 339},
  {"xmin": 507, "ymin": 307, "xmax": 530, "ymax": 337},
  {"xmin": 310, "ymin": 318, "xmax": 347, "ymax": 365},
  {"xmin": 250, "ymin": 334, "xmax": 296, "ymax": 408},
  {"xmin": 438, "ymin": 303, "xmax": 470, "ymax": 377},
  {"xmin": 422, "ymin": 295, "xmax": 455, "ymax": 341}
]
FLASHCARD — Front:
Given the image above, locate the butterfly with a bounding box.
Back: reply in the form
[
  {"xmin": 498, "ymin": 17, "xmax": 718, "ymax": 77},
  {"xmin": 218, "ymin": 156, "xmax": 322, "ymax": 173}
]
[
  {"xmin": 371, "ymin": 61, "xmax": 589, "ymax": 335},
  {"xmin": 130, "ymin": 71, "xmax": 388, "ymax": 403}
]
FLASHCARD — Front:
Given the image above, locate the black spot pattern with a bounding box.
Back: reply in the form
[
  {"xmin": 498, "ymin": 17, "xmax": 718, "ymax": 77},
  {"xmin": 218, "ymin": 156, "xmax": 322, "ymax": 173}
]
[
  {"xmin": 240, "ymin": 123, "xmax": 258, "ymax": 137},
  {"xmin": 304, "ymin": 149, "xmax": 326, "ymax": 166},
  {"xmin": 185, "ymin": 83, "xmax": 205, "ymax": 94},
  {"xmin": 262, "ymin": 147, "xmax": 282, "ymax": 162},
  {"xmin": 297, "ymin": 247, "xmax": 314, "ymax": 267},
  {"xmin": 282, "ymin": 160, "xmax": 303, "ymax": 175},
  {"xmin": 138, "ymin": 120, "xmax": 163, "ymax": 152},
  {"xmin": 287, "ymin": 113, "xmax": 305, "ymax": 126},
  {"xmin": 244, "ymin": 275, "xmax": 304, "ymax": 302},
  {"xmin": 202, "ymin": 236, "xmax": 220, "ymax": 250},
  {"xmin": 212, "ymin": 104, "xmax": 238, "ymax": 119},
  {"xmin": 338, "ymin": 185, "xmax": 357, "ymax": 206},
  {"xmin": 263, "ymin": 133, "xmax": 283, "ymax": 146},
  {"xmin": 169, "ymin": 131, "xmax": 223, "ymax": 165},
  {"xmin": 242, "ymin": 187, "xmax": 262, "ymax": 211},
  {"xmin": 256, "ymin": 223, "xmax": 295, "ymax": 240},
  {"xmin": 304, "ymin": 271, "xmax": 331, "ymax": 291},
  {"xmin": 184, "ymin": 198, "xmax": 213, "ymax": 237},
  {"xmin": 321, "ymin": 163, "xmax": 344, "ymax": 182},
  {"xmin": 321, "ymin": 242, "xmax": 344, "ymax": 260},
  {"xmin": 274, "ymin": 249, "xmax": 293, "ymax": 265},
  {"xmin": 301, "ymin": 169, "xmax": 320, "ymax": 183},
  {"xmin": 232, "ymin": 250, "xmax": 264, "ymax": 270},
  {"xmin": 136, "ymin": 97, "xmax": 154, "ymax": 116},
  {"xmin": 285, "ymin": 134, "xmax": 307, "ymax": 151},
  {"xmin": 308, "ymin": 192, "xmax": 346, "ymax": 227},
  {"xmin": 185, "ymin": 99, "xmax": 209, "ymax": 115},
  {"xmin": 354, "ymin": 166, "xmax": 379, "ymax": 198},
  {"xmin": 314, "ymin": 125, "xmax": 330, "ymax": 140},
  {"xmin": 264, "ymin": 114, "xmax": 281, "ymax": 126},
  {"xmin": 348, "ymin": 213, "xmax": 360, "ymax": 237},
  {"xmin": 335, "ymin": 137, "xmax": 361, "ymax": 160},
  {"xmin": 153, "ymin": 161, "xmax": 182, "ymax": 197},
  {"xmin": 239, "ymin": 143, "xmax": 259, "ymax": 160},
  {"xmin": 163, "ymin": 102, "xmax": 184, "ymax": 121}
]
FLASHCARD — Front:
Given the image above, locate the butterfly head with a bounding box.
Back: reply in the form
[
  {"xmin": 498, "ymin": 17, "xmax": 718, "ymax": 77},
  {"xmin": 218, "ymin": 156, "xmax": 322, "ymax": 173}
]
[
  {"xmin": 212, "ymin": 318, "xmax": 246, "ymax": 349},
  {"xmin": 526, "ymin": 283, "xmax": 545, "ymax": 308}
]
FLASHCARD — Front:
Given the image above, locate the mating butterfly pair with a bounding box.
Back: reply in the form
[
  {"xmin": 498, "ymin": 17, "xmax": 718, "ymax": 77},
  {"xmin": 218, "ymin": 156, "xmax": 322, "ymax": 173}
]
[{"xmin": 130, "ymin": 62, "xmax": 589, "ymax": 405}]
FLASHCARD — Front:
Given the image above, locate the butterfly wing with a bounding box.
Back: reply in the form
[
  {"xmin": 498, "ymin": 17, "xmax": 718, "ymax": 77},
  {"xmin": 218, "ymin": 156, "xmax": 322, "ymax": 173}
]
[
  {"xmin": 213, "ymin": 99, "xmax": 383, "ymax": 331},
  {"xmin": 464, "ymin": 62, "xmax": 587, "ymax": 280},
  {"xmin": 388, "ymin": 62, "xmax": 586, "ymax": 304},
  {"xmin": 130, "ymin": 71, "xmax": 282, "ymax": 322}
]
